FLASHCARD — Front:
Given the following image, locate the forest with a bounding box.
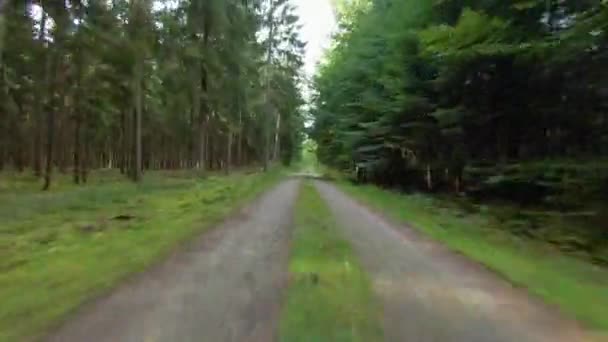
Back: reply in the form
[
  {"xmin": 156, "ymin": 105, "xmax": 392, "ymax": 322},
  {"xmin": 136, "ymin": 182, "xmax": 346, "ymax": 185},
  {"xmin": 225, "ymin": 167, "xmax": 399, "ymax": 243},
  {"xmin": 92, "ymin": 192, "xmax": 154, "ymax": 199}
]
[
  {"xmin": 0, "ymin": 0, "xmax": 305, "ymax": 189},
  {"xmin": 2, "ymin": 1, "xmax": 608, "ymax": 339},
  {"xmin": 312, "ymin": 0, "xmax": 608, "ymax": 261}
]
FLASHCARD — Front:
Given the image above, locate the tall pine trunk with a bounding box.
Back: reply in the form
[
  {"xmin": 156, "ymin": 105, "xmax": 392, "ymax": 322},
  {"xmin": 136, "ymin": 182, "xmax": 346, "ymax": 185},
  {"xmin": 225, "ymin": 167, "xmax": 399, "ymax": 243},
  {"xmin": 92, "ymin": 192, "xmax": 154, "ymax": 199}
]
[
  {"xmin": 263, "ymin": 0, "xmax": 275, "ymax": 171},
  {"xmin": 237, "ymin": 109, "xmax": 243, "ymax": 167},
  {"xmin": 192, "ymin": 70, "xmax": 204, "ymax": 170},
  {"xmin": 0, "ymin": 1, "xmax": 6, "ymax": 58},
  {"xmin": 81, "ymin": 117, "xmax": 89, "ymax": 183},
  {"xmin": 120, "ymin": 109, "xmax": 127, "ymax": 174},
  {"xmin": 43, "ymin": 99, "xmax": 55, "ymax": 191},
  {"xmin": 73, "ymin": 114, "xmax": 81, "ymax": 184},
  {"xmin": 42, "ymin": 47, "xmax": 54, "ymax": 191},
  {"xmin": 226, "ymin": 131, "xmax": 232, "ymax": 174},
  {"xmin": 133, "ymin": 59, "xmax": 143, "ymax": 182},
  {"xmin": 33, "ymin": 10, "xmax": 47, "ymax": 178},
  {"xmin": 273, "ymin": 113, "xmax": 281, "ymax": 161}
]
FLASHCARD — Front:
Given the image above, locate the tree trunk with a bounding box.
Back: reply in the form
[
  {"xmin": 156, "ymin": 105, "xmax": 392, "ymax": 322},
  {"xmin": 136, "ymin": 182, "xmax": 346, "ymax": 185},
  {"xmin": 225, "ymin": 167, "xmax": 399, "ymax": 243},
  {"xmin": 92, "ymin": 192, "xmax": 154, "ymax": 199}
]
[
  {"xmin": 73, "ymin": 115, "xmax": 81, "ymax": 184},
  {"xmin": 425, "ymin": 163, "xmax": 433, "ymax": 191},
  {"xmin": 237, "ymin": 109, "xmax": 243, "ymax": 167},
  {"xmin": 58, "ymin": 122, "xmax": 69, "ymax": 174},
  {"xmin": 226, "ymin": 131, "xmax": 232, "ymax": 174},
  {"xmin": 133, "ymin": 60, "xmax": 143, "ymax": 182},
  {"xmin": 264, "ymin": 105, "xmax": 272, "ymax": 171},
  {"xmin": 43, "ymin": 102, "xmax": 55, "ymax": 191},
  {"xmin": 273, "ymin": 112, "xmax": 281, "ymax": 161},
  {"xmin": 42, "ymin": 46, "xmax": 54, "ymax": 191},
  {"xmin": 0, "ymin": 1, "xmax": 7, "ymax": 58},
  {"xmin": 192, "ymin": 74, "xmax": 204, "ymax": 170},
  {"xmin": 197, "ymin": 24, "xmax": 210, "ymax": 171},
  {"xmin": 120, "ymin": 109, "xmax": 127, "ymax": 174},
  {"xmin": 32, "ymin": 10, "xmax": 47, "ymax": 177},
  {"xmin": 81, "ymin": 122, "xmax": 89, "ymax": 183},
  {"xmin": 33, "ymin": 120, "xmax": 42, "ymax": 177},
  {"xmin": 263, "ymin": 1, "xmax": 275, "ymax": 171}
]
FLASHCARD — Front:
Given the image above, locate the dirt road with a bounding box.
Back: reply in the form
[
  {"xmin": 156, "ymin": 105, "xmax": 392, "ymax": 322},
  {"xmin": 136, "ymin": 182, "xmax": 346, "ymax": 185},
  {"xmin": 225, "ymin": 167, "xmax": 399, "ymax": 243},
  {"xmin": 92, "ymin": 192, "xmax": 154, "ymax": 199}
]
[
  {"xmin": 46, "ymin": 179, "xmax": 594, "ymax": 342},
  {"xmin": 315, "ymin": 181, "xmax": 590, "ymax": 342},
  {"xmin": 46, "ymin": 180, "xmax": 299, "ymax": 342}
]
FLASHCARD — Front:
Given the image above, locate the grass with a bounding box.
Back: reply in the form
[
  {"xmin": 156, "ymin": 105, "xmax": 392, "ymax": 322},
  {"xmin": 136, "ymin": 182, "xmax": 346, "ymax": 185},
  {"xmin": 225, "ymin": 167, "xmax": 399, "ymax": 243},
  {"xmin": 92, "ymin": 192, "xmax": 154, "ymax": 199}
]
[
  {"xmin": 335, "ymin": 181, "xmax": 608, "ymax": 332},
  {"xmin": 279, "ymin": 182, "xmax": 383, "ymax": 342},
  {"xmin": 0, "ymin": 169, "xmax": 284, "ymax": 342}
]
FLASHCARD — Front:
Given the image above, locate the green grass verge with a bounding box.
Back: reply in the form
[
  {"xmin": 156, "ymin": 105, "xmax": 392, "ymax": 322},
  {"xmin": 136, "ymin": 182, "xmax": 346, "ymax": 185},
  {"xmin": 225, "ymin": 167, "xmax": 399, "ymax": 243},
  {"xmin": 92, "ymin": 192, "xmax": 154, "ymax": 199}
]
[
  {"xmin": 335, "ymin": 181, "xmax": 608, "ymax": 331},
  {"xmin": 279, "ymin": 182, "xmax": 383, "ymax": 342},
  {"xmin": 0, "ymin": 169, "xmax": 284, "ymax": 342}
]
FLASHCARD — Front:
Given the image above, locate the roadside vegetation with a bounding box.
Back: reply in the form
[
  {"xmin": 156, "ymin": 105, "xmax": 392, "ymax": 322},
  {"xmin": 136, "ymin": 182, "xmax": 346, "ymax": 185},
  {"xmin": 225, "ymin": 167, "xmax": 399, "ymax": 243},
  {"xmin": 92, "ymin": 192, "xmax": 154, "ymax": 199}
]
[
  {"xmin": 280, "ymin": 182, "xmax": 382, "ymax": 342},
  {"xmin": 336, "ymin": 180, "xmax": 608, "ymax": 331},
  {"xmin": 0, "ymin": 169, "xmax": 283, "ymax": 342}
]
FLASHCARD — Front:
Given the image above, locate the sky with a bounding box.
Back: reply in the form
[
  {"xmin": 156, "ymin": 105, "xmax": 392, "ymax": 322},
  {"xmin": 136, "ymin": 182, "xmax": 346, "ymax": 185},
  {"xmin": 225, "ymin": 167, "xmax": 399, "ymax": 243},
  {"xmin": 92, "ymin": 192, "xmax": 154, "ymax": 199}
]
[
  {"xmin": 32, "ymin": 0, "xmax": 335, "ymax": 79},
  {"xmin": 292, "ymin": 0, "xmax": 337, "ymax": 78}
]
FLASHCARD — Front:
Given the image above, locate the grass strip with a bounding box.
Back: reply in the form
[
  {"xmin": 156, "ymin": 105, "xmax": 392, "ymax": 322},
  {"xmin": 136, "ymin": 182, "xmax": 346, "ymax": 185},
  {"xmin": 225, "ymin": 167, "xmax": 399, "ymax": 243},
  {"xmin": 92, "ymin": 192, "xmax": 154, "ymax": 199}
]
[{"xmin": 280, "ymin": 182, "xmax": 382, "ymax": 342}]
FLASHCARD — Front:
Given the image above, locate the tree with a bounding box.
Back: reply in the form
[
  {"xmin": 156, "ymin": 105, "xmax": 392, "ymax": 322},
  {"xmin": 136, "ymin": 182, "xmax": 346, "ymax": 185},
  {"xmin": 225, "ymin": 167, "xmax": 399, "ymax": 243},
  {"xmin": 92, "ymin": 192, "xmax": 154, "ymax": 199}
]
[
  {"xmin": 312, "ymin": 0, "xmax": 608, "ymax": 190},
  {"xmin": 0, "ymin": 0, "xmax": 306, "ymax": 188}
]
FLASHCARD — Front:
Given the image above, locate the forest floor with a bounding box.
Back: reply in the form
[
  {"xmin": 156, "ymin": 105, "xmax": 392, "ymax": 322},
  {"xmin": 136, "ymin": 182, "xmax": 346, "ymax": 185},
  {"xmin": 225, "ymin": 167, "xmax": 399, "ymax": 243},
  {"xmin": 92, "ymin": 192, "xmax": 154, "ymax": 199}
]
[{"xmin": 0, "ymin": 169, "xmax": 284, "ymax": 341}]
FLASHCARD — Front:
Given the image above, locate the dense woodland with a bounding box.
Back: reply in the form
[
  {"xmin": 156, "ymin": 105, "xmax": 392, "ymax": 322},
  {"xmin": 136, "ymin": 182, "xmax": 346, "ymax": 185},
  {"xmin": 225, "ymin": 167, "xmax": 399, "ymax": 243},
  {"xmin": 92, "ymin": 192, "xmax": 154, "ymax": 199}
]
[
  {"xmin": 313, "ymin": 0, "xmax": 607, "ymax": 194},
  {"xmin": 312, "ymin": 0, "xmax": 608, "ymax": 260},
  {"xmin": 0, "ymin": 0, "xmax": 305, "ymax": 189}
]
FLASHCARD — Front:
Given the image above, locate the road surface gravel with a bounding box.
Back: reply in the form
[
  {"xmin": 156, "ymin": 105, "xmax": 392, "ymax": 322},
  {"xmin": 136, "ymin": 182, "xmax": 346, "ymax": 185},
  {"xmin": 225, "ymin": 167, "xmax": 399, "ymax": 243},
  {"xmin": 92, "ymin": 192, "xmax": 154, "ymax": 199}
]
[
  {"xmin": 46, "ymin": 180, "xmax": 299, "ymax": 342},
  {"xmin": 315, "ymin": 180, "xmax": 593, "ymax": 342},
  {"xmin": 45, "ymin": 178, "xmax": 599, "ymax": 342}
]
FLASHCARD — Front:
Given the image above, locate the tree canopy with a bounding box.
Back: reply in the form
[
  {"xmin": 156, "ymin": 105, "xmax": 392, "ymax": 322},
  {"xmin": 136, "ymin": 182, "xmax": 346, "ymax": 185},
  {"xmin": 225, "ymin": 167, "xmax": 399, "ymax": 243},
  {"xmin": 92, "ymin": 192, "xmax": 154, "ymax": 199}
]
[
  {"xmin": 0, "ymin": 0, "xmax": 306, "ymax": 188},
  {"xmin": 312, "ymin": 0, "xmax": 608, "ymax": 192}
]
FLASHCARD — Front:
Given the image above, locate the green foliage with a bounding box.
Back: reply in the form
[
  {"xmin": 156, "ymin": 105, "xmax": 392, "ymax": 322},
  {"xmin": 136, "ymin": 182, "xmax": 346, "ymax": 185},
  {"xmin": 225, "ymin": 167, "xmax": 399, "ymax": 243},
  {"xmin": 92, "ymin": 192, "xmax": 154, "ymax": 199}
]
[
  {"xmin": 419, "ymin": 9, "xmax": 515, "ymax": 57},
  {"xmin": 312, "ymin": 0, "xmax": 608, "ymax": 191},
  {"xmin": 280, "ymin": 182, "xmax": 383, "ymax": 342},
  {"xmin": 0, "ymin": 0, "xmax": 306, "ymax": 183}
]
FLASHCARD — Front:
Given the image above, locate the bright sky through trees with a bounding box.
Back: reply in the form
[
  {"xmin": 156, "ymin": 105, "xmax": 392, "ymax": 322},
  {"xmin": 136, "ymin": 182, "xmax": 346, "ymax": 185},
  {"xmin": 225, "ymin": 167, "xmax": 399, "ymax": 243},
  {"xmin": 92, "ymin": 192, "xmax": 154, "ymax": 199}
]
[{"xmin": 293, "ymin": 0, "xmax": 336, "ymax": 76}]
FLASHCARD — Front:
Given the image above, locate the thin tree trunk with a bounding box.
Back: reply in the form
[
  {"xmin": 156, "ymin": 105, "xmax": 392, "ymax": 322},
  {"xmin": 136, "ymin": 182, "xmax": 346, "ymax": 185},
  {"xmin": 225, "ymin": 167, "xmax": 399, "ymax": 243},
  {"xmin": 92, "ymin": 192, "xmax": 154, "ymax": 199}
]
[
  {"xmin": 43, "ymin": 101, "xmax": 55, "ymax": 191},
  {"xmin": 0, "ymin": 1, "xmax": 7, "ymax": 58},
  {"xmin": 42, "ymin": 46, "xmax": 54, "ymax": 191},
  {"xmin": 199, "ymin": 32, "xmax": 209, "ymax": 171},
  {"xmin": 263, "ymin": 0, "xmax": 275, "ymax": 171},
  {"xmin": 73, "ymin": 115, "xmax": 81, "ymax": 184},
  {"xmin": 120, "ymin": 109, "xmax": 127, "ymax": 174},
  {"xmin": 81, "ymin": 121, "xmax": 89, "ymax": 183},
  {"xmin": 191, "ymin": 72, "xmax": 203, "ymax": 169},
  {"xmin": 33, "ymin": 120, "xmax": 42, "ymax": 177},
  {"xmin": 33, "ymin": 10, "xmax": 47, "ymax": 178},
  {"xmin": 226, "ymin": 131, "xmax": 232, "ymax": 174},
  {"xmin": 133, "ymin": 60, "xmax": 143, "ymax": 182},
  {"xmin": 273, "ymin": 112, "xmax": 281, "ymax": 161},
  {"xmin": 425, "ymin": 163, "xmax": 433, "ymax": 191},
  {"xmin": 205, "ymin": 126, "xmax": 210, "ymax": 170},
  {"xmin": 237, "ymin": 109, "xmax": 243, "ymax": 166},
  {"xmin": 58, "ymin": 124, "xmax": 69, "ymax": 174}
]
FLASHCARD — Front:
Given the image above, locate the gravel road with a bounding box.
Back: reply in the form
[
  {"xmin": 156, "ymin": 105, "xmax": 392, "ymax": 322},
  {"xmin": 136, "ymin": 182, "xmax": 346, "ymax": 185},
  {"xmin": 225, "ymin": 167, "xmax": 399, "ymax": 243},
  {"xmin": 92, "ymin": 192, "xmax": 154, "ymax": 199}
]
[
  {"xmin": 44, "ymin": 178, "xmax": 597, "ymax": 342},
  {"xmin": 46, "ymin": 180, "xmax": 299, "ymax": 342},
  {"xmin": 315, "ymin": 181, "xmax": 591, "ymax": 342}
]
